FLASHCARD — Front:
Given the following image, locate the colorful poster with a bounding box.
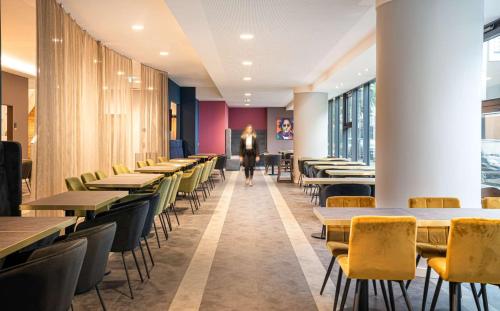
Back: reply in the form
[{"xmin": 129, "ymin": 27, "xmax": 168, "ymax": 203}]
[{"xmin": 276, "ymin": 117, "xmax": 293, "ymax": 140}]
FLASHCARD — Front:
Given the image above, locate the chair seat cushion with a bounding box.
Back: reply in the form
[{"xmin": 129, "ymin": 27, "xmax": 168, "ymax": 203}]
[
  {"xmin": 327, "ymin": 241, "xmax": 349, "ymax": 257},
  {"xmin": 416, "ymin": 242, "xmax": 447, "ymax": 258},
  {"xmin": 428, "ymin": 257, "xmax": 447, "ymax": 279}
]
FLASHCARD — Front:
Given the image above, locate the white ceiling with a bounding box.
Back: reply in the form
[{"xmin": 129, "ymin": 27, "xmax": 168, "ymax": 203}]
[{"xmin": 164, "ymin": 0, "xmax": 374, "ymax": 107}]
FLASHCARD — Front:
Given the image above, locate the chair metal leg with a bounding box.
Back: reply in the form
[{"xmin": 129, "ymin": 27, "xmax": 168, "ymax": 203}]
[
  {"xmin": 131, "ymin": 249, "xmax": 144, "ymax": 282},
  {"xmin": 143, "ymin": 237, "xmax": 154, "ymax": 266},
  {"xmin": 450, "ymin": 282, "xmax": 459, "ymax": 311},
  {"xmin": 398, "ymin": 281, "xmax": 414, "ymax": 311},
  {"xmin": 139, "ymin": 243, "xmax": 150, "ymax": 279},
  {"xmin": 430, "ymin": 277, "xmax": 443, "ymax": 311},
  {"xmin": 379, "ymin": 280, "xmax": 391, "ymax": 311},
  {"xmin": 388, "ymin": 281, "xmax": 395, "ymax": 311},
  {"xmin": 406, "ymin": 254, "xmax": 421, "ymax": 289},
  {"xmin": 158, "ymin": 215, "xmax": 169, "ymax": 240},
  {"xmin": 320, "ymin": 256, "xmax": 335, "ymax": 295},
  {"xmin": 372, "ymin": 280, "xmax": 378, "ymax": 296},
  {"xmin": 339, "ymin": 278, "xmax": 352, "ymax": 311},
  {"xmin": 470, "ymin": 283, "xmax": 481, "ymax": 311},
  {"xmin": 121, "ymin": 252, "xmax": 134, "ymax": 299},
  {"xmin": 481, "ymin": 284, "xmax": 489, "ymax": 311},
  {"xmin": 171, "ymin": 203, "xmax": 180, "ymax": 226},
  {"xmin": 163, "ymin": 210, "xmax": 172, "ymax": 231},
  {"xmin": 95, "ymin": 285, "xmax": 107, "ymax": 311},
  {"xmin": 353, "ymin": 280, "xmax": 361, "ymax": 311},
  {"xmin": 194, "ymin": 190, "xmax": 202, "ymax": 206},
  {"xmin": 333, "ymin": 266, "xmax": 343, "ymax": 311},
  {"xmin": 153, "ymin": 221, "xmax": 161, "ymax": 248},
  {"xmin": 422, "ymin": 266, "xmax": 431, "ymax": 311},
  {"xmin": 187, "ymin": 194, "xmax": 195, "ymax": 214}
]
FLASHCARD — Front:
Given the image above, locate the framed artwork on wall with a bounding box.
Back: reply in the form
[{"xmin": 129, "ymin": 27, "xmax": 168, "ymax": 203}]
[{"xmin": 276, "ymin": 117, "xmax": 293, "ymax": 140}]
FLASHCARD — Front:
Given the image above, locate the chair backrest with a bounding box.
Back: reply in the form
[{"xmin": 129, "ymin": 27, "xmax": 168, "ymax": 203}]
[
  {"xmin": 169, "ymin": 172, "xmax": 183, "ymax": 205},
  {"xmin": 80, "ymin": 172, "xmax": 97, "ymax": 184},
  {"xmin": 320, "ymin": 184, "xmax": 371, "ymax": 207},
  {"xmin": 408, "ymin": 197, "xmax": 461, "ymax": 208},
  {"xmin": 0, "ymin": 141, "xmax": 22, "ymax": 216},
  {"xmin": 0, "ymin": 239, "xmax": 87, "ymax": 311},
  {"xmin": 179, "ymin": 165, "xmax": 203, "ymax": 193},
  {"xmin": 67, "ymin": 223, "xmax": 116, "ymax": 294},
  {"xmin": 158, "ymin": 156, "xmax": 168, "ymax": 163},
  {"xmin": 137, "ymin": 161, "xmax": 147, "ymax": 168},
  {"xmin": 200, "ymin": 162, "xmax": 211, "ymax": 183},
  {"xmin": 482, "ymin": 187, "xmax": 500, "ymax": 198},
  {"xmin": 119, "ymin": 164, "xmax": 131, "ymax": 174},
  {"xmin": 146, "ymin": 159, "xmax": 155, "ymax": 166},
  {"xmin": 65, "ymin": 177, "xmax": 88, "ymax": 191},
  {"xmin": 164, "ymin": 174, "xmax": 177, "ymax": 210},
  {"xmin": 445, "ymin": 218, "xmax": 500, "ymax": 284},
  {"xmin": 409, "ymin": 197, "xmax": 460, "ymax": 245},
  {"xmin": 22, "ymin": 159, "xmax": 32, "ymax": 179},
  {"xmin": 95, "ymin": 170, "xmax": 108, "ymax": 180},
  {"xmin": 156, "ymin": 177, "xmax": 173, "ymax": 215},
  {"xmin": 482, "ymin": 197, "xmax": 500, "ymax": 209},
  {"xmin": 77, "ymin": 201, "xmax": 149, "ymax": 252},
  {"xmin": 346, "ymin": 216, "xmax": 416, "ymax": 281},
  {"xmin": 112, "ymin": 164, "xmax": 122, "ymax": 175},
  {"xmin": 326, "ymin": 196, "xmax": 376, "ymax": 208},
  {"xmin": 215, "ymin": 155, "xmax": 226, "ymax": 170},
  {"xmin": 209, "ymin": 158, "xmax": 217, "ymax": 174}
]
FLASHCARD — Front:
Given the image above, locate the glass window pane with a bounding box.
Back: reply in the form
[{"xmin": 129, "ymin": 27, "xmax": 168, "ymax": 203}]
[
  {"xmin": 369, "ymin": 82, "xmax": 376, "ymax": 163},
  {"xmin": 339, "ymin": 95, "xmax": 344, "ymax": 157},
  {"xmin": 357, "ymin": 87, "xmax": 364, "ymax": 162},
  {"xmin": 482, "ymin": 112, "xmax": 500, "ymax": 188},
  {"xmin": 483, "ymin": 37, "xmax": 500, "ymax": 100},
  {"xmin": 346, "ymin": 93, "xmax": 353, "ymax": 159}
]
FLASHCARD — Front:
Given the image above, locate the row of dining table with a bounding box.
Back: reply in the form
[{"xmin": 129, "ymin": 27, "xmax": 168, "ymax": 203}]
[{"xmin": 0, "ymin": 155, "xmax": 211, "ymax": 260}]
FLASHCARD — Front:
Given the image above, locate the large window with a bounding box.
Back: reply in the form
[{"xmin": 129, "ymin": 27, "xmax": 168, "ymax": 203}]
[{"xmin": 329, "ymin": 80, "xmax": 375, "ymax": 165}]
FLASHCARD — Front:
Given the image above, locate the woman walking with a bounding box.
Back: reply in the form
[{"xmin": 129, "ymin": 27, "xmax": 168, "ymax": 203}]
[{"xmin": 240, "ymin": 124, "xmax": 260, "ymax": 186}]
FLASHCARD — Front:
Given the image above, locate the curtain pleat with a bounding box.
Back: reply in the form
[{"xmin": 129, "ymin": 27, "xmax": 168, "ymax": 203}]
[{"xmin": 35, "ymin": 0, "xmax": 167, "ymax": 199}]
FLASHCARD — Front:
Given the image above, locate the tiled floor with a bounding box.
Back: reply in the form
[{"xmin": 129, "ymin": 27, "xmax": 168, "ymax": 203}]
[{"xmin": 70, "ymin": 170, "xmax": 500, "ymax": 310}]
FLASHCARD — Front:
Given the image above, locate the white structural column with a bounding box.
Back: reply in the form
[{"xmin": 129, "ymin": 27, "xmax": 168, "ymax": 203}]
[
  {"xmin": 293, "ymin": 92, "xmax": 328, "ymax": 180},
  {"xmin": 376, "ymin": 0, "xmax": 484, "ymax": 208}
]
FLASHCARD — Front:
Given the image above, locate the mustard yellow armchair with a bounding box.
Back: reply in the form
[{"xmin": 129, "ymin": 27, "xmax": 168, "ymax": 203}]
[{"xmin": 482, "ymin": 197, "xmax": 500, "ymax": 209}]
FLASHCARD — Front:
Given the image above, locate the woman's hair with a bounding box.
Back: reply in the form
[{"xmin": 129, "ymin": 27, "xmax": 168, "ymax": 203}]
[{"xmin": 241, "ymin": 124, "xmax": 257, "ymax": 138}]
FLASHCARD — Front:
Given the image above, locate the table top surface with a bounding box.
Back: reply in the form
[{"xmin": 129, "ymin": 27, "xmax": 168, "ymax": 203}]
[
  {"xmin": 314, "ymin": 165, "xmax": 373, "ymax": 170},
  {"xmin": 313, "ymin": 207, "xmax": 500, "ymax": 227},
  {"xmin": 312, "ymin": 161, "xmax": 366, "ymax": 166},
  {"xmin": 325, "ymin": 170, "xmax": 376, "ymax": 176},
  {"xmin": 85, "ymin": 174, "xmax": 163, "ymax": 188},
  {"xmin": 302, "ymin": 177, "xmax": 375, "ymax": 185},
  {"xmin": 0, "ymin": 217, "xmax": 76, "ymax": 258},
  {"xmin": 301, "ymin": 157, "xmax": 348, "ymax": 161},
  {"xmin": 157, "ymin": 162, "xmax": 189, "ymax": 167},
  {"xmin": 188, "ymin": 155, "xmax": 210, "ymax": 159},
  {"xmin": 135, "ymin": 166, "xmax": 181, "ymax": 173},
  {"xmin": 169, "ymin": 159, "xmax": 198, "ymax": 163},
  {"xmin": 20, "ymin": 191, "xmax": 128, "ymax": 211}
]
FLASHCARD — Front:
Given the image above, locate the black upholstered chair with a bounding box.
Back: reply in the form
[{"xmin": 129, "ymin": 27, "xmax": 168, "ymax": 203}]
[
  {"xmin": 77, "ymin": 201, "xmax": 149, "ymax": 299},
  {"xmin": 0, "ymin": 141, "xmax": 22, "ymax": 216},
  {"xmin": 319, "ymin": 183, "xmax": 372, "ymax": 207},
  {"xmin": 215, "ymin": 155, "xmax": 226, "ymax": 181},
  {"xmin": 0, "ymin": 239, "xmax": 87, "ymax": 311},
  {"xmin": 65, "ymin": 223, "xmax": 117, "ymax": 310},
  {"xmin": 21, "ymin": 159, "xmax": 32, "ymax": 193}
]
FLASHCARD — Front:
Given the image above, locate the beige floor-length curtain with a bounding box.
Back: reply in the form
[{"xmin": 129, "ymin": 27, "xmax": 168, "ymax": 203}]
[
  {"xmin": 140, "ymin": 65, "xmax": 168, "ymax": 158},
  {"xmin": 36, "ymin": 0, "xmax": 100, "ymax": 199}
]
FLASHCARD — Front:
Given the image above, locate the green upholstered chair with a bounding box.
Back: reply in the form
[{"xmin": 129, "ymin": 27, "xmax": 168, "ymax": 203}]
[
  {"xmin": 146, "ymin": 159, "xmax": 155, "ymax": 166},
  {"xmin": 158, "ymin": 156, "xmax": 168, "ymax": 163},
  {"xmin": 119, "ymin": 164, "xmax": 131, "ymax": 173},
  {"xmin": 80, "ymin": 172, "xmax": 97, "ymax": 184},
  {"xmin": 178, "ymin": 165, "xmax": 203, "ymax": 214},
  {"xmin": 151, "ymin": 177, "xmax": 172, "ymax": 247},
  {"xmin": 65, "ymin": 177, "xmax": 88, "ymax": 217},
  {"xmin": 112, "ymin": 164, "xmax": 129, "ymax": 175},
  {"xmin": 136, "ymin": 161, "xmax": 147, "ymax": 168},
  {"xmin": 95, "ymin": 170, "xmax": 108, "ymax": 180},
  {"xmin": 167, "ymin": 172, "xmax": 183, "ymax": 225}
]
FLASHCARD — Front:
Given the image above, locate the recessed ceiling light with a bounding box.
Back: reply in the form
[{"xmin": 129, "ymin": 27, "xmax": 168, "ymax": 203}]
[
  {"xmin": 243, "ymin": 77, "xmax": 252, "ymax": 81},
  {"xmin": 244, "ymin": 103, "xmax": 250, "ymax": 106},
  {"xmin": 364, "ymin": 68, "xmax": 369, "ymax": 72},
  {"xmin": 340, "ymin": 82, "xmax": 344, "ymax": 86},
  {"xmin": 357, "ymin": 72, "xmax": 362, "ymax": 76},
  {"xmin": 160, "ymin": 51, "xmax": 169, "ymax": 56},
  {"xmin": 131, "ymin": 24, "xmax": 144, "ymax": 31},
  {"xmin": 240, "ymin": 33, "xmax": 254, "ymax": 40},
  {"xmin": 486, "ymin": 76, "xmax": 492, "ymax": 81},
  {"xmin": 242, "ymin": 60, "xmax": 253, "ymax": 66},
  {"xmin": 244, "ymin": 98, "xmax": 251, "ymax": 102},
  {"xmin": 244, "ymin": 93, "xmax": 252, "ymax": 97}
]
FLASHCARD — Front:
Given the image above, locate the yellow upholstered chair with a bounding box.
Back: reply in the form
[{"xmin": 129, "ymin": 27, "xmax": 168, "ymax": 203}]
[
  {"xmin": 65, "ymin": 177, "xmax": 88, "ymax": 217},
  {"xmin": 80, "ymin": 172, "xmax": 97, "ymax": 184},
  {"xmin": 136, "ymin": 161, "xmax": 147, "ymax": 168},
  {"xmin": 482, "ymin": 197, "xmax": 500, "ymax": 209},
  {"xmin": 158, "ymin": 156, "xmax": 168, "ymax": 163},
  {"xmin": 120, "ymin": 164, "xmax": 131, "ymax": 173},
  {"xmin": 95, "ymin": 170, "xmax": 108, "ymax": 180},
  {"xmin": 146, "ymin": 159, "xmax": 155, "ymax": 166},
  {"xmin": 320, "ymin": 196, "xmax": 376, "ymax": 299},
  {"xmin": 407, "ymin": 196, "xmax": 460, "ymax": 311},
  {"xmin": 428, "ymin": 218, "xmax": 500, "ymax": 311},
  {"xmin": 336, "ymin": 216, "xmax": 416, "ymax": 311},
  {"xmin": 112, "ymin": 164, "xmax": 130, "ymax": 175}
]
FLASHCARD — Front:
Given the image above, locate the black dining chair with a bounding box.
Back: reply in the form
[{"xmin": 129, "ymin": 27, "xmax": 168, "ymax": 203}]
[
  {"xmin": 77, "ymin": 201, "xmax": 149, "ymax": 299},
  {"xmin": 110, "ymin": 192, "xmax": 160, "ymax": 277},
  {"xmin": 64, "ymin": 223, "xmax": 117, "ymax": 310},
  {"xmin": 0, "ymin": 141, "xmax": 22, "ymax": 216},
  {"xmin": 215, "ymin": 155, "xmax": 226, "ymax": 181},
  {"xmin": 319, "ymin": 183, "xmax": 372, "ymax": 207},
  {"xmin": 0, "ymin": 239, "xmax": 87, "ymax": 311}
]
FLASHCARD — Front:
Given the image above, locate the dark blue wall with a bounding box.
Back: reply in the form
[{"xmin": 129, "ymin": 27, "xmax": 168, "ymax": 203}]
[
  {"xmin": 168, "ymin": 79, "xmax": 181, "ymax": 137},
  {"xmin": 180, "ymin": 87, "xmax": 198, "ymax": 155}
]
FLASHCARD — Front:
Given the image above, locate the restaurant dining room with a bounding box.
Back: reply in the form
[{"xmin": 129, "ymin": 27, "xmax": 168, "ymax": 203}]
[{"xmin": 0, "ymin": 0, "xmax": 499, "ymax": 310}]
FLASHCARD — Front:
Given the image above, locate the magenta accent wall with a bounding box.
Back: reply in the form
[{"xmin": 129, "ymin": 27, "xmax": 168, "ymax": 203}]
[
  {"xmin": 228, "ymin": 108, "xmax": 267, "ymax": 130},
  {"xmin": 198, "ymin": 101, "xmax": 229, "ymax": 154}
]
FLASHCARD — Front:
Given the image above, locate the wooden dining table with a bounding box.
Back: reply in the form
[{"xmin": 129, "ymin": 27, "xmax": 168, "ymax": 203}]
[
  {"xmin": 313, "ymin": 207, "xmax": 500, "ymax": 310},
  {"xmin": 135, "ymin": 165, "xmax": 181, "ymax": 175},
  {"xmin": 85, "ymin": 173, "xmax": 163, "ymax": 191},
  {"xmin": 325, "ymin": 170, "xmax": 375, "ymax": 177},
  {"xmin": 0, "ymin": 217, "xmax": 76, "ymax": 258},
  {"xmin": 20, "ymin": 191, "xmax": 128, "ymax": 219},
  {"xmin": 302, "ymin": 177, "xmax": 375, "ymax": 185},
  {"xmin": 314, "ymin": 165, "xmax": 373, "ymax": 171}
]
